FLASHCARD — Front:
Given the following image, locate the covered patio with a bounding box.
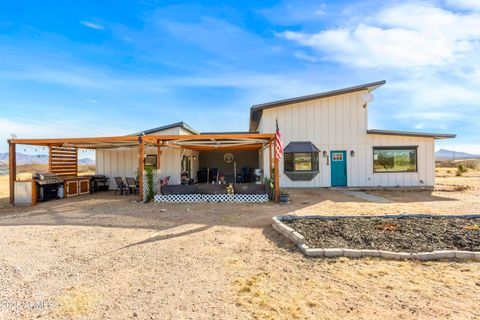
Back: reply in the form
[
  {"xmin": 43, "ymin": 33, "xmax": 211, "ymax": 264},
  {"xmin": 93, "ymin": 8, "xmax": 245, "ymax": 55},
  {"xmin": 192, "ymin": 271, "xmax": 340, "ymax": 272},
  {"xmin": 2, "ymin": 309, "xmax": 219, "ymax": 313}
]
[{"xmin": 8, "ymin": 133, "xmax": 280, "ymax": 206}]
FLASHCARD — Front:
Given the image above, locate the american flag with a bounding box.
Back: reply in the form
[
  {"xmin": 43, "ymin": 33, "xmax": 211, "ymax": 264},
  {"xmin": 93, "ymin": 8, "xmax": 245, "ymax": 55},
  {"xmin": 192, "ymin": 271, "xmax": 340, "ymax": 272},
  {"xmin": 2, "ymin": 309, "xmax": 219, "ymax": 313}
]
[{"xmin": 275, "ymin": 118, "xmax": 283, "ymax": 160}]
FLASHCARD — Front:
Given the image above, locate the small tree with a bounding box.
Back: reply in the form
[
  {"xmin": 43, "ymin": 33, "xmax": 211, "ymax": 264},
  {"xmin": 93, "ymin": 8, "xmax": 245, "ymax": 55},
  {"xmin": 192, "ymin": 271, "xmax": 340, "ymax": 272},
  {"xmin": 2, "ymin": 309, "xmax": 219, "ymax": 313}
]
[
  {"xmin": 145, "ymin": 166, "xmax": 155, "ymax": 202},
  {"xmin": 457, "ymin": 164, "xmax": 467, "ymax": 173}
]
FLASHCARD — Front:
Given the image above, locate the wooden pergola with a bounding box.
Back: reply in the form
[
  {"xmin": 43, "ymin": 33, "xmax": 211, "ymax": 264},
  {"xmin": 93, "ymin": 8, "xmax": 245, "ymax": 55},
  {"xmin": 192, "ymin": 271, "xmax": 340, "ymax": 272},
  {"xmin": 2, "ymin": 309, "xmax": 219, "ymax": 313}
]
[{"xmin": 8, "ymin": 133, "xmax": 280, "ymax": 205}]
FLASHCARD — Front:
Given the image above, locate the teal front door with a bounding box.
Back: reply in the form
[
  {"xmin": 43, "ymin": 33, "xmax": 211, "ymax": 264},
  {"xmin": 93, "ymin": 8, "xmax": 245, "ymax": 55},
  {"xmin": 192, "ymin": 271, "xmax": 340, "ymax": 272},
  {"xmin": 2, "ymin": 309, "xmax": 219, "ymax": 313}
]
[{"xmin": 330, "ymin": 150, "xmax": 347, "ymax": 187}]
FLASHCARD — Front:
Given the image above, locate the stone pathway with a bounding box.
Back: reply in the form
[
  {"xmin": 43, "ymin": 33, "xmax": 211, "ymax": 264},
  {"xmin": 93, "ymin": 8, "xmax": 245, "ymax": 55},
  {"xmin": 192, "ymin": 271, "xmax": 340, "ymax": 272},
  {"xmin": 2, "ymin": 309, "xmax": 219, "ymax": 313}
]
[{"xmin": 341, "ymin": 191, "xmax": 391, "ymax": 203}]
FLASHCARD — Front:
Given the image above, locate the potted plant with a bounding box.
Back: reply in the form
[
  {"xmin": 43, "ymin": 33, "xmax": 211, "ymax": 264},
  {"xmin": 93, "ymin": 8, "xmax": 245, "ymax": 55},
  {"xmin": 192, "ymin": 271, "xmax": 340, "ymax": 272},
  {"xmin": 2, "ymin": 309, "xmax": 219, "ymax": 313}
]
[
  {"xmin": 264, "ymin": 177, "xmax": 274, "ymax": 200},
  {"xmin": 279, "ymin": 189, "xmax": 290, "ymax": 203}
]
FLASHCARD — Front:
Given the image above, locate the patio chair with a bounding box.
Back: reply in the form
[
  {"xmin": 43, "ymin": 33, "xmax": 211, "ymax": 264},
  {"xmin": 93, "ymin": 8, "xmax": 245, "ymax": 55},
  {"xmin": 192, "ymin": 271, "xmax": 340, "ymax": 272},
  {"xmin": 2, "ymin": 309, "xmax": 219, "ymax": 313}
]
[
  {"xmin": 209, "ymin": 168, "xmax": 219, "ymax": 183},
  {"xmin": 125, "ymin": 177, "xmax": 138, "ymax": 196},
  {"xmin": 114, "ymin": 177, "xmax": 128, "ymax": 195},
  {"xmin": 241, "ymin": 167, "xmax": 251, "ymax": 183},
  {"xmin": 160, "ymin": 176, "xmax": 170, "ymax": 186}
]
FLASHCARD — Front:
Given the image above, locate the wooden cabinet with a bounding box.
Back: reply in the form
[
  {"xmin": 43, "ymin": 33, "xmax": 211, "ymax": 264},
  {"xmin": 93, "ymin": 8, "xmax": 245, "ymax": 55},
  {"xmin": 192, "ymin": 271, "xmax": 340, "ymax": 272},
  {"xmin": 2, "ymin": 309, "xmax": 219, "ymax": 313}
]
[
  {"xmin": 65, "ymin": 177, "xmax": 90, "ymax": 197},
  {"xmin": 79, "ymin": 179, "xmax": 89, "ymax": 194},
  {"xmin": 66, "ymin": 180, "xmax": 78, "ymax": 197}
]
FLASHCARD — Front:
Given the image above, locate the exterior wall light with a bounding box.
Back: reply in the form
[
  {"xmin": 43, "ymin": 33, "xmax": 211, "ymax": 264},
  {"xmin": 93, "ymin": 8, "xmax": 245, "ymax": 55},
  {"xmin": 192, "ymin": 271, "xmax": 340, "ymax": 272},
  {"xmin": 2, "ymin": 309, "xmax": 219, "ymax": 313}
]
[
  {"xmin": 361, "ymin": 92, "xmax": 374, "ymax": 108},
  {"xmin": 350, "ymin": 150, "xmax": 355, "ymax": 157},
  {"xmin": 322, "ymin": 151, "xmax": 327, "ymax": 158}
]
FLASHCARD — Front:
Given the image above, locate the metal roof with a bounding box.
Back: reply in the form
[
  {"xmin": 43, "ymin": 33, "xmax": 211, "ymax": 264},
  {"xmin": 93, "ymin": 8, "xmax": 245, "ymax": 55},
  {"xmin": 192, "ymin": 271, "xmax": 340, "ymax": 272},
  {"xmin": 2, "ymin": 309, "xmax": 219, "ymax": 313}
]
[
  {"xmin": 132, "ymin": 121, "xmax": 199, "ymax": 136},
  {"xmin": 367, "ymin": 129, "xmax": 456, "ymax": 139},
  {"xmin": 249, "ymin": 80, "xmax": 386, "ymax": 131},
  {"xmin": 284, "ymin": 141, "xmax": 320, "ymax": 153}
]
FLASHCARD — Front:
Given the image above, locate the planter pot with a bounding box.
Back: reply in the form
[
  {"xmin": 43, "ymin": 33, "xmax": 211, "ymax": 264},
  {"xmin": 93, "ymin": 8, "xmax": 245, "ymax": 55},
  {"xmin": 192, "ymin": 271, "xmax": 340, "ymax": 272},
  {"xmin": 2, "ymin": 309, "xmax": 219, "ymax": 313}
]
[{"xmin": 279, "ymin": 194, "xmax": 290, "ymax": 203}]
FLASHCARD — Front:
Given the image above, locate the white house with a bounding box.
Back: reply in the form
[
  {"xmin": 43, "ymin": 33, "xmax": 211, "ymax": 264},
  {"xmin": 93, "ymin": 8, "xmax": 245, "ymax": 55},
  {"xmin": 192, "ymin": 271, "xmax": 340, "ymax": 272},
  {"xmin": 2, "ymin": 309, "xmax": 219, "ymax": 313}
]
[
  {"xmin": 252, "ymin": 80, "xmax": 455, "ymax": 188},
  {"xmin": 95, "ymin": 80, "xmax": 454, "ymax": 190},
  {"xmin": 8, "ymin": 80, "xmax": 456, "ymax": 206}
]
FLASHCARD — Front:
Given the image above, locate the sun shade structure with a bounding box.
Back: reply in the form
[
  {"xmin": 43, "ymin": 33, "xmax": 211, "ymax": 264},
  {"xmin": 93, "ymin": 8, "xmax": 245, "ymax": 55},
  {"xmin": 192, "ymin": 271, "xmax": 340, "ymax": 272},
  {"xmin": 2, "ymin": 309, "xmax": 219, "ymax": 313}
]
[{"xmin": 7, "ymin": 132, "xmax": 277, "ymax": 205}]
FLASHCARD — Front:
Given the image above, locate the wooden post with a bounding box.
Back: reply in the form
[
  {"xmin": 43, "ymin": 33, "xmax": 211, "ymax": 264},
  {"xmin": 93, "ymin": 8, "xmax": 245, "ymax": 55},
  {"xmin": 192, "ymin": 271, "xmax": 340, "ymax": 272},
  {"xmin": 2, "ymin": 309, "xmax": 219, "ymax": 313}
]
[
  {"xmin": 75, "ymin": 147, "xmax": 78, "ymax": 176},
  {"xmin": 268, "ymin": 141, "xmax": 273, "ymax": 178},
  {"xmin": 156, "ymin": 140, "xmax": 161, "ymax": 171},
  {"xmin": 9, "ymin": 142, "xmax": 16, "ymax": 206},
  {"xmin": 48, "ymin": 145, "xmax": 52, "ymax": 172},
  {"xmin": 138, "ymin": 137, "xmax": 145, "ymax": 201},
  {"xmin": 274, "ymin": 139, "xmax": 280, "ymax": 202}
]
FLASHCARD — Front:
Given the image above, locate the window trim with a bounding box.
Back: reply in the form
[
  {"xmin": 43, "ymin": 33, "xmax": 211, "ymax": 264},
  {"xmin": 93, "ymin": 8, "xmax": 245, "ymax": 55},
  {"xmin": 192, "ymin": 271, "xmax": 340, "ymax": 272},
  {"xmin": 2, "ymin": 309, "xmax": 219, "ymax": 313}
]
[
  {"xmin": 372, "ymin": 146, "xmax": 418, "ymax": 173},
  {"xmin": 284, "ymin": 152, "xmax": 319, "ymax": 173}
]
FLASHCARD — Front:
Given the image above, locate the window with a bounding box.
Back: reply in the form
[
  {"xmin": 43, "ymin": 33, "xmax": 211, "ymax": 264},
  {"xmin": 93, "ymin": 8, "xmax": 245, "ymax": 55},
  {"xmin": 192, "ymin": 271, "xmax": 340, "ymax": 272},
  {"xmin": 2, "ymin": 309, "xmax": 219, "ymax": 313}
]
[
  {"xmin": 284, "ymin": 152, "xmax": 319, "ymax": 172},
  {"xmin": 373, "ymin": 147, "xmax": 417, "ymax": 173},
  {"xmin": 332, "ymin": 152, "xmax": 343, "ymax": 161},
  {"xmin": 145, "ymin": 155, "xmax": 157, "ymax": 169},
  {"xmin": 283, "ymin": 141, "xmax": 320, "ymax": 181}
]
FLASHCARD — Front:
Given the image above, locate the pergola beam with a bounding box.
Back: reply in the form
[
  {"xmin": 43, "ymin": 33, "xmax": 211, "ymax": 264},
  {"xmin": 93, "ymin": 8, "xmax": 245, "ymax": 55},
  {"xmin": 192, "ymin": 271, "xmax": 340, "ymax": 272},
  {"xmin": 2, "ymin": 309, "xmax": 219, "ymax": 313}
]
[
  {"xmin": 138, "ymin": 137, "xmax": 145, "ymax": 201},
  {"xmin": 8, "ymin": 133, "xmax": 275, "ymax": 149},
  {"xmin": 9, "ymin": 142, "xmax": 16, "ymax": 206},
  {"xmin": 157, "ymin": 140, "xmax": 162, "ymax": 170}
]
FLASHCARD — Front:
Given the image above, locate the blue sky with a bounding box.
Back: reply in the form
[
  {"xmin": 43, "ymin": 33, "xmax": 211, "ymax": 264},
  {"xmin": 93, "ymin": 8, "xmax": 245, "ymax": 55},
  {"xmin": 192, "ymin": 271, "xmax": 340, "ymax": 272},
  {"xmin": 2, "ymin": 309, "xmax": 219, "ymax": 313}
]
[{"xmin": 0, "ymin": 0, "xmax": 479, "ymax": 156}]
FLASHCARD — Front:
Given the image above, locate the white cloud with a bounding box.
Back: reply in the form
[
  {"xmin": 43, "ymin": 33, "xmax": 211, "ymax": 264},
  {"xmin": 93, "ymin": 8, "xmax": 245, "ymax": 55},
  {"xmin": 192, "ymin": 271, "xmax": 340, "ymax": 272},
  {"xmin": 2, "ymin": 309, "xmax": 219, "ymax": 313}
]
[
  {"xmin": 293, "ymin": 50, "xmax": 319, "ymax": 62},
  {"xmin": 414, "ymin": 122, "xmax": 447, "ymax": 130},
  {"xmin": 281, "ymin": 3, "xmax": 480, "ymax": 68},
  {"xmin": 84, "ymin": 98, "xmax": 98, "ymax": 104},
  {"xmin": 445, "ymin": 0, "xmax": 480, "ymax": 11},
  {"xmin": 0, "ymin": 117, "xmax": 128, "ymax": 153},
  {"xmin": 80, "ymin": 21, "xmax": 105, "ymax": 30},
  {"xmin": 396, "ymin": 112, "xmax": 459, "ymax": 121}
]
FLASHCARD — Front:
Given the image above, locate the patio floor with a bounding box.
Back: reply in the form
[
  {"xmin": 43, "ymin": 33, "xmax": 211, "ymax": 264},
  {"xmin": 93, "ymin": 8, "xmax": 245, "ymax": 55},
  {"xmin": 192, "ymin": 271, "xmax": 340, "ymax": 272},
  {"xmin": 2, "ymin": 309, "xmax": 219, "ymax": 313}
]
[{"xmin": 0, "ymin": 178, "xmax": 479, "ymax": 319}]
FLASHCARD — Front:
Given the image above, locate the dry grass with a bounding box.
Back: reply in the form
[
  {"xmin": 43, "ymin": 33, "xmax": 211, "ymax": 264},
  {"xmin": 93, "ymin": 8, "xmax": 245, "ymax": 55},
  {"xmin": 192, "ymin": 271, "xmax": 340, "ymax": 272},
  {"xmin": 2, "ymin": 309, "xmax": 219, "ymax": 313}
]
[
  {"xmin": 55, "ymin": 286, "xmax": 95, "ymax": 317},
  {"xmin": 0, "ymin": 176, "xmax": 9, "ymax": 207},
  {"xmin": 0, "ymin": 164, "xmax": 479, "ymax": 319}
]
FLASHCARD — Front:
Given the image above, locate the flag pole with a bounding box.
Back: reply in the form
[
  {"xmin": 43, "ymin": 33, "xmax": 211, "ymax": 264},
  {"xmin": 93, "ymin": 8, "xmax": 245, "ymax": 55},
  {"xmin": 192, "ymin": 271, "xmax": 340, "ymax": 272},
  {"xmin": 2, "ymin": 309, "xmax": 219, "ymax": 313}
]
[{"xmin": 274, "ymin": 117, "xmax": 280, "ymax": 202}]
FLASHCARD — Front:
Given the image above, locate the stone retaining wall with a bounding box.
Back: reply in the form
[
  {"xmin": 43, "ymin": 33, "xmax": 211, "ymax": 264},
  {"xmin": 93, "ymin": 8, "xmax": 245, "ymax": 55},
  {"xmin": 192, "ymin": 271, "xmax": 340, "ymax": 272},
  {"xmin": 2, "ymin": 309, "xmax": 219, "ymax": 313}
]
[{"xmin": 273, "ymin": 214, "xmax": 480, "ymax": 261}]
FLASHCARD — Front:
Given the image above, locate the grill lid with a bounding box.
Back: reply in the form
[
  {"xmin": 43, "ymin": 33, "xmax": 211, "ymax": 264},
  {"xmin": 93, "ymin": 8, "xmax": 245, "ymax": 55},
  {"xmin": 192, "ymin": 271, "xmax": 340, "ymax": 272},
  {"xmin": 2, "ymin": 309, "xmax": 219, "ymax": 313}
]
[{"xmin": 34, "ymin": 172, "xmax": 63, "ymax": 184}]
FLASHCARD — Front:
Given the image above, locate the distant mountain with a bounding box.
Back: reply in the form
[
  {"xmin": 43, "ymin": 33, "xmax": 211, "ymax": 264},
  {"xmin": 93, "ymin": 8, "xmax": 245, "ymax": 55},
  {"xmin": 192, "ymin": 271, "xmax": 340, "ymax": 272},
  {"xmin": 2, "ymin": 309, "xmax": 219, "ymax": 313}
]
[
  {"xmin": 436, "ymin": 149, "xmax": 480, "ymax": 161},
  {"xmin": 0, "ymin": 153, "xmax": 95, "ymax": 165},
  {"xmin": 79, "ymin": 158, "xmax": 95, "ymax": 165}
]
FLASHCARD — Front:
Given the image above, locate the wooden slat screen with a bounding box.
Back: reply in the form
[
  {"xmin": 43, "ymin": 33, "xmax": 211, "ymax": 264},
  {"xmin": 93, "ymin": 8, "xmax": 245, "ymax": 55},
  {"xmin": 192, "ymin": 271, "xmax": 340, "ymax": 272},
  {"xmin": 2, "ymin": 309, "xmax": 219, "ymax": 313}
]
[{"xmin": 49, "ymin": 146, "xmax": 78, "ymax": 176}]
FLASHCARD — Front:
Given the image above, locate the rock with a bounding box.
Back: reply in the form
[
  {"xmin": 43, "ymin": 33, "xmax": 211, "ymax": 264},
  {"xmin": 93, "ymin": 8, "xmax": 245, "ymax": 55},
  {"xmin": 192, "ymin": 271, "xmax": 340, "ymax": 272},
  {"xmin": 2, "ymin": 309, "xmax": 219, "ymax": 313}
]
[{"xmin": 160, "ymin": 209, "xmax": 167, "ymax": 212}]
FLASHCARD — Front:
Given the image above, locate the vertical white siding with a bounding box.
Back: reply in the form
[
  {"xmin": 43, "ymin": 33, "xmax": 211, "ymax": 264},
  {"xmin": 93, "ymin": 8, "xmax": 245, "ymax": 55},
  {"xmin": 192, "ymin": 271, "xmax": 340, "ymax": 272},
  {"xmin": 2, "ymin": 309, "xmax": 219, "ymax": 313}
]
[
  {"xmin": 259, "ymin": 90, "xmax": 436, "ymax": 187},
  {"xmin": 97, "ymin": 146, "xmax": 194, "ymax": 189}
]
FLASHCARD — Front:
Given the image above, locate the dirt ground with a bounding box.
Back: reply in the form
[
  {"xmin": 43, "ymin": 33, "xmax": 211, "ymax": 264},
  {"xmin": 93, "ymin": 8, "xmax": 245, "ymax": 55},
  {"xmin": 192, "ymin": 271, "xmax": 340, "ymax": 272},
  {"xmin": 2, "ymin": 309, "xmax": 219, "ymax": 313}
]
[{"xmin": 0, "ymin": 170, "xmax": 480, "ymax": 319}]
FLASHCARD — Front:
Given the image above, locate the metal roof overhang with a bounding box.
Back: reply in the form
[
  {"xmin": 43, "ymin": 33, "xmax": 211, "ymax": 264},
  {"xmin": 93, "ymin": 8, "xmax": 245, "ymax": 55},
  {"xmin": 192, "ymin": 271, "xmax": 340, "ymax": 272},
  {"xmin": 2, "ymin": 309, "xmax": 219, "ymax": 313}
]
[
  {"xmin": 367, "ymin": 129, "xmax": 456, "ymax": 139},
  {"xmin": 8, "ymin": 133, "xmax": 275, "ymax": 151}
]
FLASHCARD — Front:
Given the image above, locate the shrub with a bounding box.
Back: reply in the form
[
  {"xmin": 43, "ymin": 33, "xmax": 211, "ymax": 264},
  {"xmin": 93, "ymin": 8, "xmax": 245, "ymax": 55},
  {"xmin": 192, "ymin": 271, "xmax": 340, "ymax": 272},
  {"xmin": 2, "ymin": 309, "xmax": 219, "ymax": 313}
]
[
  {"xmin": 464, "ymin": 161, "xmax": 478, "ymax": 170},
  {"xmin": 145, "ymin": 166, "xmax": 155, "ymax": 202},
  {"xmin": 457, "ymin": 164, "xmax": 467, "ymax": 173},
  {"xmin": 455, "ymin": 169, "xmax": 462, "ymax": 176}
]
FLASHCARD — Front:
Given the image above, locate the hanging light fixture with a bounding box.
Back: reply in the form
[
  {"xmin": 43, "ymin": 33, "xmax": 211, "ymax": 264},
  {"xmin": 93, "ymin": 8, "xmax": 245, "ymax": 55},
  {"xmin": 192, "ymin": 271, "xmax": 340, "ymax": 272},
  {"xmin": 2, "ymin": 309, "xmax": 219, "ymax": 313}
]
[{"xmin": 361, "ymin": 93, "xmax": 374, "ymax": 108}]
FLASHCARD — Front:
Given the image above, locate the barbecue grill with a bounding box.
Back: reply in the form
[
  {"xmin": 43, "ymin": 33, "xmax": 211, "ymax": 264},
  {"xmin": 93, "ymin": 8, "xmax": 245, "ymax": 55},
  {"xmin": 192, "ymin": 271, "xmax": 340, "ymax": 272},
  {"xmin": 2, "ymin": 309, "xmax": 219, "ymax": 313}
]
[
  {"xmin": 34, "ymin": 172, "xmax": 64, "ymax": 201},
  {"xmin": 34, "ymin": 172, "xmax": 63, "ymax": 185},
  {"xmin": 90, "ymin": 174, "xmax": 109, "ymax": 192}
]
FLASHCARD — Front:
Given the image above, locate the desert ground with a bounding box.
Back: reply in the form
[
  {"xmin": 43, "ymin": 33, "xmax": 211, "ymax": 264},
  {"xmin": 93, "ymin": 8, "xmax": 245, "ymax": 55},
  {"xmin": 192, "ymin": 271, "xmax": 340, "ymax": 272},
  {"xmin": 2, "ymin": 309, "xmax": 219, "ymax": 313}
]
[{"xmin": 0, "ymin": 164, "xmax": 479, "ymax": 319}]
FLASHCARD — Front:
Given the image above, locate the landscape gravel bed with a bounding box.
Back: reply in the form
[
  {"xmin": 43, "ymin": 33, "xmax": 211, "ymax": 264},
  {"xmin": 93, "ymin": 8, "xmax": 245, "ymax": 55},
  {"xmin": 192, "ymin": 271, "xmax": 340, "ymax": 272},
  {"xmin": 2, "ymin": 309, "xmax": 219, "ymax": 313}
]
[{"xmin": 283, "ymin": 216, "xmax": 480, "ymax": 253}]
